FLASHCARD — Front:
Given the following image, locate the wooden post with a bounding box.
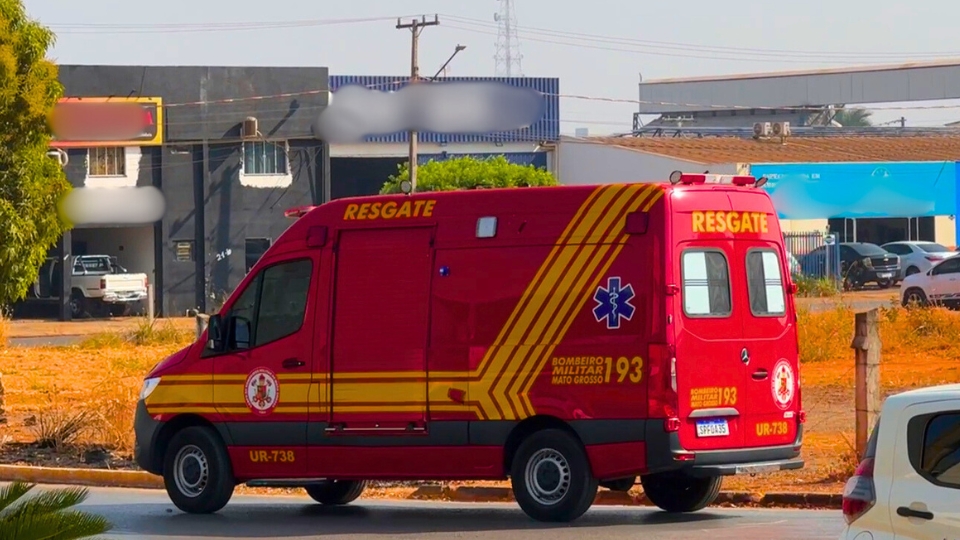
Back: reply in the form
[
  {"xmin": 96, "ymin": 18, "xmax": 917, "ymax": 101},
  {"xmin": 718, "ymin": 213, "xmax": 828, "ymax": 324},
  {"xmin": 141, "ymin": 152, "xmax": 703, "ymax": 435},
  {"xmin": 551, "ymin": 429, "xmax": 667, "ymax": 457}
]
[{"xmin": 852, "ymin": 308, "xmax": 881, "ymax": 459}]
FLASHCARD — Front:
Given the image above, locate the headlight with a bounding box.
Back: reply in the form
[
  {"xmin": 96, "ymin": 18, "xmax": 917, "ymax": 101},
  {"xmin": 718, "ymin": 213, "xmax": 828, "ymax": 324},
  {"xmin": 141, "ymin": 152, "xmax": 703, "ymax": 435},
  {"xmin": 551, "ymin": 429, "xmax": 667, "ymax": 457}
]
[
  {"xmin": 863, "ymin": 257, "xmax": 873, "ymax": 268},
  {"xmin": 139, "ymin": 377, "xmax": 161, "ymax": 401}
]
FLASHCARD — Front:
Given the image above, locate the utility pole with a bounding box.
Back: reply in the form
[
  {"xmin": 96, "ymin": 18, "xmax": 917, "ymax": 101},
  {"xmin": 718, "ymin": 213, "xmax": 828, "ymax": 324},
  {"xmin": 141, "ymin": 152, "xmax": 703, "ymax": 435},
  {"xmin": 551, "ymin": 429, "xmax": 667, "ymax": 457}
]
[{"xmin": 396, "ymin": 15, "xmax": 439, "ymax": 193}]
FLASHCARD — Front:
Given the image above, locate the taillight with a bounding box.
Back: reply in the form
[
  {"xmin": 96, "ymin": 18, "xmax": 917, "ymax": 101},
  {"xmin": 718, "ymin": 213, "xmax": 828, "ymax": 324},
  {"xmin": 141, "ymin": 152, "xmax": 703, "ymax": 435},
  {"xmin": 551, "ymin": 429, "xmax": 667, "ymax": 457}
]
[
  {"xmin": 648, "ymin": 343, "xmax": 679, "ymax": 430},
  {"xmin": 798, "ymin": 410, "xmax": 807, "ymax": 424},
  {"xmin": 842, "ymin": 457, "xmax": 876, "ymax": 524},
  {"xmin": 99, "ymin": 278, "xmax": 106, "ymax": 289},
  {"xmin": 926, "ymin": 255, "xmax": 942, "ymax": 262},
  {"xmin": 144, "ymin": 276, "xmax": 149, "ymax": 288}
]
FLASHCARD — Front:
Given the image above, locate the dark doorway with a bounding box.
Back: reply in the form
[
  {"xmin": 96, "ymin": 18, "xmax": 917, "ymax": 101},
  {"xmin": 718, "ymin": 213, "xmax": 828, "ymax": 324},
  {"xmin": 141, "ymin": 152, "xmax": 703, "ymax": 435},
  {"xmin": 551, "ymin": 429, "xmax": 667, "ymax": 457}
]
[{"xmin": 827, "ymin": 217, "xmax": 935, "ymax": 245}]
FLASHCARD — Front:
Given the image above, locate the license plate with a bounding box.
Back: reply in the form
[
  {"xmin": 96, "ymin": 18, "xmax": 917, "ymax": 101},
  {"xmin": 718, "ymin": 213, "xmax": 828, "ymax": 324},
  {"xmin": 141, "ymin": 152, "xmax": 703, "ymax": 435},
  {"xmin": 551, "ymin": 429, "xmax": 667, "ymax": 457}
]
[
  {"xmin": 695, "ymin": 418, "xmax": 729, "ymax": 438},
  {"xmin": 878, "ymin": 272, "xmax": 892, "ymax": 278},
  {"xmin": 735, "ymin": 464, "xmax": 780, "ymax": 475}
]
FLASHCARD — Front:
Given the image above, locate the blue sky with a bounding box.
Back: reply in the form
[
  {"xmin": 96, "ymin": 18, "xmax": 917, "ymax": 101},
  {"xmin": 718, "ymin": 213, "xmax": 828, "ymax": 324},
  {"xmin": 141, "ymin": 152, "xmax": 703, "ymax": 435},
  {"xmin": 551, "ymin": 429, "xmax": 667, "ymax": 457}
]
[{"xmin": 24, "ymin": 0, "xmax": 960, "ymax": 134}]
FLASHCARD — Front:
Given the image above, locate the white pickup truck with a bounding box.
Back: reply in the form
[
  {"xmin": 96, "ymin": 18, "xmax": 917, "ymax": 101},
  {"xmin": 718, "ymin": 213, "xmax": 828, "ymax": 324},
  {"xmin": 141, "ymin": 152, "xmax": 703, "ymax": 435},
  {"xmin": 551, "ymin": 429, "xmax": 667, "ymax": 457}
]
[{"xmin": 27, "ymin": 255, "xmax": 149, "ymax": 318}]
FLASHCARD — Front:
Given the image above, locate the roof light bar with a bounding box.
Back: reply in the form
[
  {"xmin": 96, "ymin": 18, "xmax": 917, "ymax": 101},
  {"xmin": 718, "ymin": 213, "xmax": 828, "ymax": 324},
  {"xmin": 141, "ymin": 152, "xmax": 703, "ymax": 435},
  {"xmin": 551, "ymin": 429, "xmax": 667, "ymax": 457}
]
[
  {"xmin": 284, "ymin": 206, "xmax": 317, "ymax": 219},
  {"xmin": 669, "ymin": 171, "xmax": 760, "ymax": 186}
]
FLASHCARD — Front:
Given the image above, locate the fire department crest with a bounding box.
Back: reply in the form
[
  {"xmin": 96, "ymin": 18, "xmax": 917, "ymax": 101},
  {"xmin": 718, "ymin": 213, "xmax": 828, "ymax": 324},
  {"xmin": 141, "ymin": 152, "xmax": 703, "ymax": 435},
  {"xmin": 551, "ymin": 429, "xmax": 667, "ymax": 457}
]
[
  {"xmin": 244, "ymin": 368, "xmax": 279, "ymax": 415},
  {"xmin": 771, "ymin": 360, "xmax": 795, "ymax": 410}
]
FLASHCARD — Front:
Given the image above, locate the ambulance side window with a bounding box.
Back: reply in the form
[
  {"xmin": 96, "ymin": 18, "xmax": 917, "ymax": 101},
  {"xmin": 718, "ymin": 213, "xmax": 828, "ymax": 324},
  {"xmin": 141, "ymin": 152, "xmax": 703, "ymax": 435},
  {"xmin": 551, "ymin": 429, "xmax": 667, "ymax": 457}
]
[
  {"xmin": 254, "ymin": 259, "xmax": 312, "ymax": 347},
  {"xmin": 746, "ymin": 249, "xmax": 786, "ymax": 317},
  {"xmin": 681, "ymin": 249, "xmax": 732, "ymax": 318}
]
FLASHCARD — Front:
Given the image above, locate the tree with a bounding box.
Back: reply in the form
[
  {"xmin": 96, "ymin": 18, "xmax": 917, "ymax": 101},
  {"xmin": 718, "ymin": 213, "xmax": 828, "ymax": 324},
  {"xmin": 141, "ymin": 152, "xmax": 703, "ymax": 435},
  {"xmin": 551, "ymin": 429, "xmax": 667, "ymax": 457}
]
[
  {"xmin": 833, "ymin": 107, "xmax": 873, "ymax": 127},
  {"xmin": 379, "ymin": 155, "xmax": 558, "ymax": 194},
  {"xmin": 0, "ymin": 0, "xmax": 72, "ymax": 306},
  {"xmin": 0, "ymin": 482, "xmax": 111, "ymax": 540}
]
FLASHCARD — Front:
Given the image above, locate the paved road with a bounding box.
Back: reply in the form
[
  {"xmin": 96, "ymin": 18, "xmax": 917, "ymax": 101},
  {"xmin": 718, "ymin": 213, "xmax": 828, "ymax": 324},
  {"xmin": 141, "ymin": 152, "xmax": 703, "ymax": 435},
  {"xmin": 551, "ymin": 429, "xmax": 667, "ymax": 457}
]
[{"xmin": 18, "ymin": 485, "xmax": 845, "ymax": 539}]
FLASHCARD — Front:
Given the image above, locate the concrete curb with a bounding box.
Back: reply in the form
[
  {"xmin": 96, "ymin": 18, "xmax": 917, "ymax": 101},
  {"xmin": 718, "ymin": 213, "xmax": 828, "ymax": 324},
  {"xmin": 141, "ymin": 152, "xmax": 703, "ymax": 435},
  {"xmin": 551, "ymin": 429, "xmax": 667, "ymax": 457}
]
[
  {"xmin": 0, "ymin": 465, "xmax": 164, "ymax": 489},
  {"xmin": 0, "ymin": 466, "xmax": 842, "ymax": 509},
  {"xmin": 407, "ymin": 486, "xmax": 843, "ymax": 509}
]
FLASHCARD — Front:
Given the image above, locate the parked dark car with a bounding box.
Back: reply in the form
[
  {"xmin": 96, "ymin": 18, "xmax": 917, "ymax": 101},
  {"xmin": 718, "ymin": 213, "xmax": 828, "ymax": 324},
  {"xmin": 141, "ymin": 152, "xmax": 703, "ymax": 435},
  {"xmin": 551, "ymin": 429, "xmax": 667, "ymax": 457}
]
[{"xmin": 799, "ymin": 242, "xmax": 901, "ymax": 289}]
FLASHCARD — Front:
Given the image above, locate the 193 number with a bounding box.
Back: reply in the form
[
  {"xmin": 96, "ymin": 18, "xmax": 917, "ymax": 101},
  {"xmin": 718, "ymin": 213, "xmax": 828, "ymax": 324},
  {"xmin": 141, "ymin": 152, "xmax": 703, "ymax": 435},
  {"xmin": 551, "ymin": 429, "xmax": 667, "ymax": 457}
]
[{"xmin": 604, "ymin": 356, "xmax": 644, "ymax": 384}]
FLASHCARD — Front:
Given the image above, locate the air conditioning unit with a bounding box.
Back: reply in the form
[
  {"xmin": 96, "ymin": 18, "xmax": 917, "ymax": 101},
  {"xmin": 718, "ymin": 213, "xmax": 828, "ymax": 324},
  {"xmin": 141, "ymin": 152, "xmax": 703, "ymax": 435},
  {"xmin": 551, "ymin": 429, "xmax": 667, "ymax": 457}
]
[
  {"xmin": 753, "ymin": 122, "xmax": 772, "ymax": 138},
  {"xmin": 772, "ymin": 121, "xmax": 792, "ymax": 137},
  {"xmin": 242, "ymin": 117, "xmax": 259, "ymax": 139}
]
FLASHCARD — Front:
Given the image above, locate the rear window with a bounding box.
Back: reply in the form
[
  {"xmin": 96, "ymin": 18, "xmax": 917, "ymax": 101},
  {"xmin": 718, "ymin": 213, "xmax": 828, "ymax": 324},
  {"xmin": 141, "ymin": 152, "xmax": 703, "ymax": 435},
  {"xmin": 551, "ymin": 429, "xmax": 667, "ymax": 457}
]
[
  {"xmin": 681, "ymin": 250, "xmax": 732, "ymax": 317},
  {"xmin": 854, "ymin": 244, "xmax": 889, "ymax": 257},
  {"xmin": 864, "ymin": 416, "xmax": 880, "ymax": 459},
  {"xmin": 746, "ymin": 250, "xmax": 786, "ymax": 316},
  {"xmin": 918, "ymin": 243, "xmax": 951, "ymax": 253},
  {"xmin": 920, "ymin": 413, "xmax": 960, "ymax": 487}
]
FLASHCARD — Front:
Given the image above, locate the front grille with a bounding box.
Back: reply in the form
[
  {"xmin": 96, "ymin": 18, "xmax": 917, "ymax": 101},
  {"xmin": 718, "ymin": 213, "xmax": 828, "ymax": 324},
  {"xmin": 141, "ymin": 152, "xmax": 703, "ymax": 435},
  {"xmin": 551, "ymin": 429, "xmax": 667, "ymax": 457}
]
[{"xmin": 870, "ymin": 256, "xmax": 899, "ymax": 269}]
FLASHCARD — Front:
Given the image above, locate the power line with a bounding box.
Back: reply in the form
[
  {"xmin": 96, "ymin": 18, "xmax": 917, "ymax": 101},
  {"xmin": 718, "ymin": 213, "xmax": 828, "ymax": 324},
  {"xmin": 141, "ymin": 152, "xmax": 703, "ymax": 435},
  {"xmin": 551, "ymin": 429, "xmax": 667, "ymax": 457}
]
[
  {"xmin": 46, "ymin": 16, "xmax": 406, "ymax": 34},
  {"xmin": 443, "ymin": 14, "xmax": 960, "ymax": 62}
]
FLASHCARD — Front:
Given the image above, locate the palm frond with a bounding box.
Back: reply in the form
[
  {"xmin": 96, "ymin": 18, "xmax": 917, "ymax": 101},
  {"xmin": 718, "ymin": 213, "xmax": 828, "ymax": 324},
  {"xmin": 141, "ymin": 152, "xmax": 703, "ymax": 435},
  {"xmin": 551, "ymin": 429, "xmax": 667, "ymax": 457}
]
[
  {"xmin": 0, "ymin": 482, "xmax": 34, "ymax": 514},
  {"xmin": 0, "ymin": 510, "xmax": 112, "ymax": 540},
  {"xmin": 0, "ymin": 483, "xmax": 111, "ymax": 540},
  {"xmin": 1, "ymin": 485, "xmax": 90, "ymax": 521}
]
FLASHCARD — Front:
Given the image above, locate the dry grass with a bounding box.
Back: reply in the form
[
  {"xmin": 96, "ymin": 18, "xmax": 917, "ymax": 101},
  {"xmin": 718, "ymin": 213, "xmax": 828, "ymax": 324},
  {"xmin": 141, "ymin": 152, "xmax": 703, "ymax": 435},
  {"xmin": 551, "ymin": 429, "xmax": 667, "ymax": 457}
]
[
  {"xmin": 0, "ymin": 308, "xmax": 8, "ymax": 348},
  {"xmin": 0, "ymin": 304, "xmax": 957, "ymax": 494}
]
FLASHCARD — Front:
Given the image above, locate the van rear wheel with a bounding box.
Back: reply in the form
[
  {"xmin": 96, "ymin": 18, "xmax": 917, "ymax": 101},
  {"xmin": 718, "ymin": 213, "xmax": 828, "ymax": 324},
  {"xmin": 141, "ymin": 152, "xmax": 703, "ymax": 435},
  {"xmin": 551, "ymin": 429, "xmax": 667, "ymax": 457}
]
[
  {"xmin": 162, "ymin": 426, "xmax": 235, "ymax": 514},
  {"xmin": 640, "ymin": 472, "xmax": 721, "ymax": 513},
  {"xmin": 304, "ymin": 480, "xmax": 367, "ymax": 505},
  {"xmin": 510, "ymin": 428, "xmax": 598, "ymax": 522}
]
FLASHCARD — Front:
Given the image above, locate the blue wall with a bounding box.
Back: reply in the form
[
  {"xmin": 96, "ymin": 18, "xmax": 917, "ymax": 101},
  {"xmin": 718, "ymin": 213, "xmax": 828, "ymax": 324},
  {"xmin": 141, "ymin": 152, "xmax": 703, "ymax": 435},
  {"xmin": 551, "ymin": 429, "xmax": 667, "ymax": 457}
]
[
  {"xmin": 749, "ymin": 161, "xmax": 957, "ymax": 220},
  {"xmin": 329, "ymin": 75, "xmax": 559, "ymax": 144}
]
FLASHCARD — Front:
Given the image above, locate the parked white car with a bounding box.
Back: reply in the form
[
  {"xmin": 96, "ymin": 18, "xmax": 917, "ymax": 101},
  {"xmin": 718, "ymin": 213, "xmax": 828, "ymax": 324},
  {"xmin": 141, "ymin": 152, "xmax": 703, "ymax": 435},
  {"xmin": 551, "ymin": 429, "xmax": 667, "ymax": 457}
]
[
  {"xmin": 881, "ymin": 241, "xmax": 957, "ymax": 279},
  {"xmin": 900, "ymin": 256, "xmax": 960, "ymax": 308},
  {"xmin": 840, "ymin": 384, "xmax": 960, "ymax": 540}
]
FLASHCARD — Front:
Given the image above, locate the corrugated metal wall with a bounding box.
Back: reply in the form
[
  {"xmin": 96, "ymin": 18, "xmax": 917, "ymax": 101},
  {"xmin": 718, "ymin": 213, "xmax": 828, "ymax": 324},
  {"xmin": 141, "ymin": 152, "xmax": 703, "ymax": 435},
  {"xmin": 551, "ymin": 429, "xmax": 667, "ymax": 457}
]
[{"xmin": 330, "ymin": 75, "xmax": 560, "ymax": 144}]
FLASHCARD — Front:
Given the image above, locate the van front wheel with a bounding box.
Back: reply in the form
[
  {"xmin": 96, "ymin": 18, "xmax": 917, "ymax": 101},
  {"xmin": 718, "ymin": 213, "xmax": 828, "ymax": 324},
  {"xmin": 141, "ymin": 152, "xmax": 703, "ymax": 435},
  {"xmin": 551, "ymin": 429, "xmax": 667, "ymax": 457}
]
[
  {"xmin": 640, "ymin": 473, "xmax": 721, "ymax": 513},
  {"xmin": 162, "ymin": 426, "xmax": 235, "ymax": 514},
  {"xmin": 510, "ymin": 429, "xmax": 598, "ymax": 522},
  {"xmin": 304, "ymin": 480, "xmax": 367, "ymax": 505}
]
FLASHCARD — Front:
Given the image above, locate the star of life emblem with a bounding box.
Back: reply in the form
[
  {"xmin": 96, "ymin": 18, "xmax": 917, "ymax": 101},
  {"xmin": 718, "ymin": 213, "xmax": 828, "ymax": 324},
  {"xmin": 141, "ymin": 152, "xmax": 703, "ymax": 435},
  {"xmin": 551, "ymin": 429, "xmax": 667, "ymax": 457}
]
[{"xmin": 592, "ymin": 277, "xmax": 636, "ymax": 330}]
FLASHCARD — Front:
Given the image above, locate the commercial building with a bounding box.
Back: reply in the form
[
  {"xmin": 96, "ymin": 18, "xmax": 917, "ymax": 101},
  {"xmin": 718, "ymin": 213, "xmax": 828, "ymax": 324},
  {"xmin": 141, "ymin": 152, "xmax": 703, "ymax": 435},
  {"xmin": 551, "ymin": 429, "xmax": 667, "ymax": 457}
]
[
  {"xmin": 556, "ymin": 134, "xmax": 960, "ymax": 248},
  {"xmin": 49, "ymin": 64, "xmax": 331, "ymax": 318}
]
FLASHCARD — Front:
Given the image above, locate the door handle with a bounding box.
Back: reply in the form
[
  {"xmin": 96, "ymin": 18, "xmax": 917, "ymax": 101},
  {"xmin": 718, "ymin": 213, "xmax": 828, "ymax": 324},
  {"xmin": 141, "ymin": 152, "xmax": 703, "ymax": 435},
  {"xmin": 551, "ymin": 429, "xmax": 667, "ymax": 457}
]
[
  {"xmin": 752, "ymin": 369, "xmax": 769, "ymax": 381},
  {"xmin": 282, "ymin": 358, "xmax": 305, "ymax": 369},
  {"xmin": 896, "ymin": 506, "xmax": 934, "ymax": 520}
]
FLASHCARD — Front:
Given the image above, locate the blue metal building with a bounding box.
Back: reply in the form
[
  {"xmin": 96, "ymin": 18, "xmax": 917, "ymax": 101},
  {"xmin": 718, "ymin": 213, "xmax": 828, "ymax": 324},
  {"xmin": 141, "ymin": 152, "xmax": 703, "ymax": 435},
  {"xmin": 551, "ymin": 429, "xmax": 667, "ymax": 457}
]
[{"xmin": 328, "ymin": 75, "xmax": 560, "ymax": 199}]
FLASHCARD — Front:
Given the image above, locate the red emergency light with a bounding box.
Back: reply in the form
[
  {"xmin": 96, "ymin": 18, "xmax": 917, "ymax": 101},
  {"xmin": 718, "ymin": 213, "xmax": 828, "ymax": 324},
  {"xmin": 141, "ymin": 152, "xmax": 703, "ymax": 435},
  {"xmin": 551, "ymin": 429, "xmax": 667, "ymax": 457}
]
[
  {"xmin": 285, "ymin": 206, "xmax": 317, "ymax": 219},
  {"xmin": 668, "ymin": 171, "xmax": 768, "ymax": 187}
]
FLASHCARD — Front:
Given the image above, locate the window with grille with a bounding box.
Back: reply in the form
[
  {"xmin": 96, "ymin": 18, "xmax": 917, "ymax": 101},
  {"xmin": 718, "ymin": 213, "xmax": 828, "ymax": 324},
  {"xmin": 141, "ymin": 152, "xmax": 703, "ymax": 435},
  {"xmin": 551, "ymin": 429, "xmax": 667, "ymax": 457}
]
[
  {"xmin": 88, "ymin": 147, "xmax": 126, "ymax": 177},
  {"xmin": 242, "ymin": 141, "xmax": 288, "ymax": 175}
]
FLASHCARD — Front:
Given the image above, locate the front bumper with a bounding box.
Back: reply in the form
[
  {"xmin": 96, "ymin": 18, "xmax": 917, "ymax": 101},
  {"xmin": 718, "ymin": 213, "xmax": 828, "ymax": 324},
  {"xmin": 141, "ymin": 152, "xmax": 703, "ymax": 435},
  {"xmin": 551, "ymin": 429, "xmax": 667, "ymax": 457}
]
[
  {"xmin": 133, "ymin": 399, "xmax": 163, "ymax": 475},
  {"xmin": 645, "ymin": 421, "xmax": 804, "ymax": 477}
]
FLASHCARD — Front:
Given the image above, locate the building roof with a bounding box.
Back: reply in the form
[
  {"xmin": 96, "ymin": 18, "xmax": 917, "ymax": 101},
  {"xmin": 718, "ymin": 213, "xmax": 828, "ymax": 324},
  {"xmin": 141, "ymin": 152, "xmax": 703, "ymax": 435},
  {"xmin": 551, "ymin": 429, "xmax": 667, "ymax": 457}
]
[
  {"xmin": 643, "ymin": 58, "xmax": 960, "ymax": 85},
  {"xmin": 584, "ymin": 134, "xmax": 960, "ymax": 164}
]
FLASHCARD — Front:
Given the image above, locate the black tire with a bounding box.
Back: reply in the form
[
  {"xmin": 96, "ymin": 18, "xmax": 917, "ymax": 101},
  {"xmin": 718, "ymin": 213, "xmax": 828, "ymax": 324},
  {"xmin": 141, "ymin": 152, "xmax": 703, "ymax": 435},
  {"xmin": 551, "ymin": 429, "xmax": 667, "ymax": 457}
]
[
  {"xmin": 903, "ymin": 288, "xmax": 928, "ymax": 307},
  {"xmin": 510, "ymin": 428, "xmax": 598, "ymax": 523},
  {"xmin": 304, "ymin": 480, "xmax": 367, "ymax": 505},
  {"xmin": 69, "ymin": 290, "xmax": 86, "ymax": 319},
  {"xmin": 906, "ymin": 266, "xmax": 921, "ymax": 277},
  {"xmin": 877, "ymin": 278, "xmax": 894, "ymax": 289},
  {"xmin": 640, "ymin": 473, "xmax": 722, "ymax": 513},
  {"xmin": 162, "ymin": 426, "xmax": 235, "ymax": 514}
]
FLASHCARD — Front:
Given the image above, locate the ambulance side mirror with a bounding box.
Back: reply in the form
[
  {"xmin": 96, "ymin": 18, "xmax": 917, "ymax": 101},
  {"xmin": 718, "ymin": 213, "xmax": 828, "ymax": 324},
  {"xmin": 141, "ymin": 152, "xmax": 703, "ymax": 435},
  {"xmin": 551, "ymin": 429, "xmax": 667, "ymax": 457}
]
[{"xmin": 206, "ymin": 314, "xmax": 224, "ymax": 351}]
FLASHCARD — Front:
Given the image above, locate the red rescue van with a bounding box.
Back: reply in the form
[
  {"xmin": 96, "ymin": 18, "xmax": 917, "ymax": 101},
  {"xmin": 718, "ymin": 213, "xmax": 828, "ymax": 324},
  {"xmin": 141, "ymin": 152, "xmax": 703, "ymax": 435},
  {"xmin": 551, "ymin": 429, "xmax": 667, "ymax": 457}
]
[{"xmin": 134, "ymin": 173, "xmax": 804, "ymax": 522}]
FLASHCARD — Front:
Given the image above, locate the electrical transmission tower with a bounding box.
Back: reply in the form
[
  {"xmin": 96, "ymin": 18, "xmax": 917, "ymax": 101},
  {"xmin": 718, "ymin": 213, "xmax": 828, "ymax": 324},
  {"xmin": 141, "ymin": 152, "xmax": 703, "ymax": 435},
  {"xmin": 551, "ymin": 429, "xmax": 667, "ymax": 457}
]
[{"xmin": 494, "ymin": 0, "xmax": 523, "ymax": 77}]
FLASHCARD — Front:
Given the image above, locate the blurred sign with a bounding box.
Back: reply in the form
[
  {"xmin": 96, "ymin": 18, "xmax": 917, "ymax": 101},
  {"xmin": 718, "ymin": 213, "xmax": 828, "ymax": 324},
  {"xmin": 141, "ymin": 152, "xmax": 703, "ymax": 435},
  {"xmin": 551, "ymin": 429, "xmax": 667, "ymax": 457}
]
[{"xmin": 50, "ymin": 97, "xmax": 163, "ymax": 147}]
